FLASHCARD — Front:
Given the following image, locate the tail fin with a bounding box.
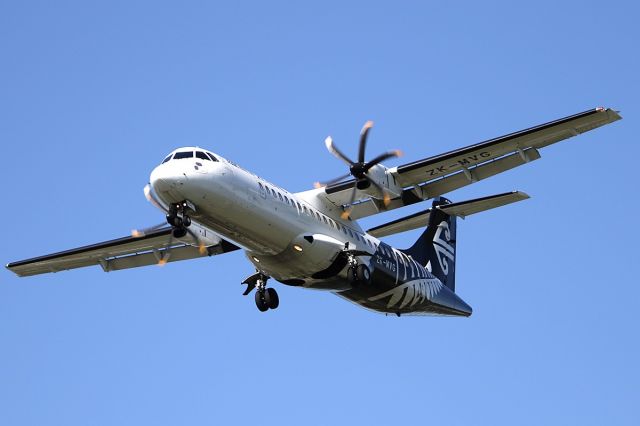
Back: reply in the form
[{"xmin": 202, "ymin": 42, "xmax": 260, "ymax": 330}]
[{"xmin": 402, "ymin": 197, "xmax": 457, "ymax": 291}]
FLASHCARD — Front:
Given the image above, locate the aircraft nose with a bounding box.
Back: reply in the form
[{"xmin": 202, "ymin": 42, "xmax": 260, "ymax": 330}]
[{"xmin": 150, "ymin": 164, "xmax": 187, "ymax": 194}]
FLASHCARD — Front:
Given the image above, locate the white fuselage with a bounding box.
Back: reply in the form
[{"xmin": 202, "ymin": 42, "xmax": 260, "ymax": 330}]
[{"xmin": 149, "ymin": 147, "xmax": 378, "ymax": 287}]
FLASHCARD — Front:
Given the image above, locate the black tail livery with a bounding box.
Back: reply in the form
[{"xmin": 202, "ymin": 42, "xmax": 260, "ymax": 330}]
[{"xmin": 402, "ymin": 197, "xmax": 457, "ymax": 291}]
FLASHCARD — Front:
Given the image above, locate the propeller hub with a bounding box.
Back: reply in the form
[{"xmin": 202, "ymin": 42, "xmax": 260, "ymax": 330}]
[{"xmin": 350, "ymin": 162, "xmax": 368, "ymax": 179}]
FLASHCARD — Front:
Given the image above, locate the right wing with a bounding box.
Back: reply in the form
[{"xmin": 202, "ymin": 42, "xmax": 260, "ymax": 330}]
[
  {"xmin": 321, "ymin": 107, "xmax": 621, "ymax": 219},
  {"xmin": 6, "ymin": 227, "xmax": 240, "ymax": 277}
]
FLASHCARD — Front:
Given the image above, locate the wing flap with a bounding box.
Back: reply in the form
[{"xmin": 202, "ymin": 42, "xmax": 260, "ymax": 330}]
[{"xmin": 6, "ymin": 227, "xmax": 239, "ymax": 277}]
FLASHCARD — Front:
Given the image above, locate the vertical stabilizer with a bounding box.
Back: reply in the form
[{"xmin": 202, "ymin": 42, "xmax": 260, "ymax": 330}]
[{"xmin": 401, "ymin": 197, "xmax": 457, "ymax": 291}]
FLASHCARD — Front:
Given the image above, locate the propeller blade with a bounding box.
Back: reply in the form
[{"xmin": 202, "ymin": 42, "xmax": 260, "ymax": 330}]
[
  {"xmin": 185, "ymin": 228, "xmax": 208, "ymax": 255},
  {"xmin": 340, "ymin": 183, "xmax": 359, "ymax": 220},
  {"xmin": 131, "ymin": 222, "xmax": 167, "ymax": 238},
  {"xmin": 364, "ymin": 175, "xmax": 392, "ymax": 206},
  {"xmin": 314, "ymin": 173, "xmax": 352, "ymax": 189},
  {"xmin": 363, "ymin": 150, "xmax": 403, "ymax": 172},
  {"xmin": 158, "ymin": 233, "xmax": 174, "ymax": 266},
  {"xmin": 325, "ymin": 136, "xmax": 354, "ymax": 167},
  {"xmin": 358, "ymin": 121, "xmax": 374, "ymax": 163}
]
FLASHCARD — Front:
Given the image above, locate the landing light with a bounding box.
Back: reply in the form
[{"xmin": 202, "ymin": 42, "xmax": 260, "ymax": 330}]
[
  {"xmin": 293, "ymin": 244, "xmax": 303, "ymax": 252},
  {"xmin": 252, "ymin": 256, "xmax": 260, "ymax": 263}
]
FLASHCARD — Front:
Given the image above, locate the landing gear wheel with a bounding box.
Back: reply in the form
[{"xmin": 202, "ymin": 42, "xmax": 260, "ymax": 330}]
[
  {"xmin": 172, "ymin": 227, "xmax": 187, "ymax": 238},
  {"xmin": 264, "ymin": 288, "xmax": 279, "ymax": 309},
  {"xmin": 255, "ymin": 291, "xmax": 269, "ymax": 312},
  {"xmin": 355, "ymin": 264, "xmax": 371, "ymax": 285},
  {"xmin": 182, "ymin": 215, "xmax": 191, "ymax": 227}
]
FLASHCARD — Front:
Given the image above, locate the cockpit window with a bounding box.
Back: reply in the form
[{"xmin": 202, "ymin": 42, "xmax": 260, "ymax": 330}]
[
  {"xmin": 173, "ymin": 151, "xmax": 194, "ymax": 159},
  {"xmin": 162, "ymin": 154, "xmax": 172, "ymax": 164},
  {"xmin": 206, "ymin": 152, "xmax": 218, "ymax": 162},
  {"xmin": 195, "ymin": 151, "xmax": 210, "ymax": 161}
]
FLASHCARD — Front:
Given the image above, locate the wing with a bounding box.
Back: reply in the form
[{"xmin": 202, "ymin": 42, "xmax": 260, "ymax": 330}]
[
  {"xmin": 6, "ymin": 227, "xmax": 240, "ymax": 277},
  {"xmin": 321, "ymin": 107, "xmax": 621, "ymax": 219}
]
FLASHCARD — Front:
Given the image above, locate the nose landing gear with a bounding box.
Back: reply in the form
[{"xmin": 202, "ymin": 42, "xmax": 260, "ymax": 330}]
[{"xmin": 166, "ymin": 201, "xmax": 192, "ymax": 238}]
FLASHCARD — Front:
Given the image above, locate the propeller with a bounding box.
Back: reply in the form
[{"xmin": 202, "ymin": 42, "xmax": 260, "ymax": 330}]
[{"xmin": 316, "ymin": 121, "xmax": 402, "ymax": 219}]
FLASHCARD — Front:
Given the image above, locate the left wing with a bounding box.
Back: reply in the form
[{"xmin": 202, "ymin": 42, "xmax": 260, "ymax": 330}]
[
  {"xmin": 321, "ymin": 107, "xmax": 621, "ymax": 219},
  {"xmin": 6, "ymin": 227, "xmax": 239, "ymax": 277}
]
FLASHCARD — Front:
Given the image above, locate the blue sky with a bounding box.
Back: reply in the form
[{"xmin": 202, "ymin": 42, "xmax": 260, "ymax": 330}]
[{"xmin": 1, "ymin": 1, "xmax": 638, "ymax": 425}]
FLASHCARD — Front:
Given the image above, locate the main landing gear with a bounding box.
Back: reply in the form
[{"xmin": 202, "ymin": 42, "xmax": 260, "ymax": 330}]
[
  {"xmin": 166, "ymin": 201, "xmax": 192, "ymax": 238},
  {"xmin": 242, "ymin": 272, "xmax": 279, "ymax": 312},
  {"xmin": 345, "ymin": 249, "xmax": 372, "ymax": 288}
]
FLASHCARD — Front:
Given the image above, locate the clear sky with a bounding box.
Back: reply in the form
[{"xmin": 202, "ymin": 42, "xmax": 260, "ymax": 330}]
[{"xmin": 1, "ymin": 1, "xmax": 638, "ymax": 425}]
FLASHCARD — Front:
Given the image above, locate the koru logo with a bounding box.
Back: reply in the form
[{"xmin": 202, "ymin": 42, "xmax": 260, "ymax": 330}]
[{"xmin": 432, "ymin": 221, "xmax": 454, "ymax": 275}]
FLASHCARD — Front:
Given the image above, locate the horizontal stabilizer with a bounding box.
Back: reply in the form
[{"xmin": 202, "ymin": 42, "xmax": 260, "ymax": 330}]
[{"xmin": 367, "ymin": 191, "xmax": 529, "ymax": 238}]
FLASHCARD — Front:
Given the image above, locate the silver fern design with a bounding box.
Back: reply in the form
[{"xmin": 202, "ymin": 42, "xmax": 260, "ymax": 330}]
[
  {"xmin": 433, "ymin": 221, "xmax": 454, "ymax": 275},
  {"xmin": 369, "ymin": 278, "xmax": 443, "ymax": 309}
]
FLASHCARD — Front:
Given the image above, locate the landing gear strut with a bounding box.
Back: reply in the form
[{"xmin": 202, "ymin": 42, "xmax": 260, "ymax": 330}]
[
  {"xmin": 344, "ymin": 247, "xmax": 372, "ymax": 288},
  {"xmin": 166, "ymin": 201, "xmax": 192, "ymax": 238},
  {"xmin": 242, "ymin": 272, "xmax": 279, "ymax": 312}
]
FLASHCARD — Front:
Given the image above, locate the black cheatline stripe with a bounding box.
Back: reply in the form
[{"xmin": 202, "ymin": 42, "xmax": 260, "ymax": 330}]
[{"xmin": 397, "ymin": 108, "xmax": 602, "ymax": 174}]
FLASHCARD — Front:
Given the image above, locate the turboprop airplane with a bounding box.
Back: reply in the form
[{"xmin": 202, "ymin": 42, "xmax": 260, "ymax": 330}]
[{"xmin": 6, "ymin": 107, "xmax": 621, "ymax": 316}]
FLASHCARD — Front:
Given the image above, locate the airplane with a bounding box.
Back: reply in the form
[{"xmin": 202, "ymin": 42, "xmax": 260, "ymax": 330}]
[{"xmin": 6, "ymin": 107, "xmax": 621, "ymax": 316}]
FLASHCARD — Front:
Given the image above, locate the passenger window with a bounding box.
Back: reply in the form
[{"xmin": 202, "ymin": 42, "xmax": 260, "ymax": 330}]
[
  {"xmin": 322, "ymin": 216, "xmax": 328, "ymax": 225},
  {"xmin": 284, "ymin": 196, "xmax": 289, "ymax": 204},
  {"xmin": 195, "ymin": 151, "xmax": 210, "ymax": 161},
  {"xmin": 174, "ymin": 151, "xmax": 194, "ymax": 159},
  {"xmin": 271, "ymin": 189, "xmax": 277, "ymax": 198},
  {"xmin": 278, "ymin": 193, "xmax": 284, "ymax": 202}
]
